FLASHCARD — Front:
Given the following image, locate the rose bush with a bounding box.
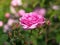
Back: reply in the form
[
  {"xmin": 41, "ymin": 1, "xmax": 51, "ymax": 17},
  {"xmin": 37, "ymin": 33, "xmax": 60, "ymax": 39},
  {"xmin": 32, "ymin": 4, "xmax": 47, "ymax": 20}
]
[{"xmin": 0, "ymin": 0, "xmax": 60, "ymax": 45}]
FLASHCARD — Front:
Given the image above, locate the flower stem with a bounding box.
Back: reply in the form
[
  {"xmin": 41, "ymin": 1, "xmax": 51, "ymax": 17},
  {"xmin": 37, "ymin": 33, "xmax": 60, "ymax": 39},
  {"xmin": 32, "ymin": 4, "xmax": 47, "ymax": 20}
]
[{"xmin": 45, "ymin": 25, "xmax": 49, "ymax": 45}]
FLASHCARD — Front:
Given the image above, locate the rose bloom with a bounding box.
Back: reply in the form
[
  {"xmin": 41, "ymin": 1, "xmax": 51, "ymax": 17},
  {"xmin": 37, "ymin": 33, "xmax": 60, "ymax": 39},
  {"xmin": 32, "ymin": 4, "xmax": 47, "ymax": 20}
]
[
  {"xmin": 34, "ymin": 8, "xmax": 46, "ymax": 16},
  {"xmin": 17, "ymin": 0, "xmax": 22, "ymax": 6},
  {"xmin": 39, "ymin": 8, "xmax": 46, "ymax": 15},
  {"xmin": 18, "ymin": 9, "xmax": 25, "ymax": 16},
  {"xmin": 3, "ymin": 24, "xmax": 10, "ymax": 33},
  {"xmin": 11, "ymin": 0, "xmax": 17, "ymax": 6},
  {"xmin": 11, "ymin": 0, "xmax": 22, "ymax": 6},
  {"xmin": 7, "ymin": 19, "xmax": 15, "ymax": 26},
  {"xmin": 0, "ymin": 21, "xmax": 3, "ymax": 27},
  {"xmin": 19, "ymin": 12, "xmax": 45, "ymax": 29}
]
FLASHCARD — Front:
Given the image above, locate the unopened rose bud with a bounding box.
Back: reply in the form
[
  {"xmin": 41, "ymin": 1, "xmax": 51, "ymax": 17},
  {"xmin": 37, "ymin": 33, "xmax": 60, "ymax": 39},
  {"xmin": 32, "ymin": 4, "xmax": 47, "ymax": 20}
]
[
  {"xmin": 46, "ymin": 20, "xmax": 51, "ymax": 25},
  {"xmin": 5, "ymin": 13, "xmax": 10, "ymax": 18}
]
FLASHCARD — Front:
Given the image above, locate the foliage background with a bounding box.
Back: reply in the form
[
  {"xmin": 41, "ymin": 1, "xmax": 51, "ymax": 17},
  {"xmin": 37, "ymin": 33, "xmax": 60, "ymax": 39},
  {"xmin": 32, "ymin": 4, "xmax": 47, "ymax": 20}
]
[{"xmin": 0, "ymin": 0, "xmax": 60, "ymax": 45}]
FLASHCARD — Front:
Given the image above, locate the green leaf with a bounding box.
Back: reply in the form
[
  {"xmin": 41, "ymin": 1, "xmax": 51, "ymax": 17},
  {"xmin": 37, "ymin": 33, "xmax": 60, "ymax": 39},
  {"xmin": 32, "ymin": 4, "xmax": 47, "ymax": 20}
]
[
  {"xmin": 56, "ymin": 33, "xmax": 60, "ymax": 42},
  {"xmin": 0, "ymin": 34, "xmax": 8, "ymax": 45}
]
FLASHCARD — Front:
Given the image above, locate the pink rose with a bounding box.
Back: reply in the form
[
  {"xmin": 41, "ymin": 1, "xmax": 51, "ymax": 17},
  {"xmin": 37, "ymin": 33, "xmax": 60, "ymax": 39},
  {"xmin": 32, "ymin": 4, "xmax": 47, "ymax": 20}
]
[
  {"xmin": 19, "ymin": 12, "xmax": 45, "ymax": 29},
  {"xmin": 17, "ymin": 0, "xmax": 22, "ymax": 6},
  {"xmin": 3, "ymin": 24, "xmax": 10, "ymax": 33},
  {"xmin": 0, "ymin": 21, "xmax": 3, "ymax": 27},
  {"xmin": 18, "ymin": 9, "xmax": 25, "ymax": 16},
  {"xmin": 34, "ymin": 8, "xmax": 46, "ymax": 16},
  {"xmin": 11, "ymin": 0, "xmax": 17, "ymax": 6},
  {"xmin": 7, "ymin": 19, "xmax": 15, "ymax": 26},
  {"xmin": 5, "ymin": 13, "xmax": 10, "ymax": 18},
  {"xmin": 11, "ymin": 0, "xmax": 22, "ymax": 6},
  {"xmin": 39, "ymin": 8, "xmax": 46, "ymax": 16}
]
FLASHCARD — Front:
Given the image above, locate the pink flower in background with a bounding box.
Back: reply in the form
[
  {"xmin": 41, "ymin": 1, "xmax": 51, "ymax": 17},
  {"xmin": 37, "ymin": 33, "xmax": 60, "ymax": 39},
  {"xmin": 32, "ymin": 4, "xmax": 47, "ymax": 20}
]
[
  {"xmin": 0, "ymin": 21, "xmax": 3, "ymax": 27},
  {"xmin": 5, "ymin": 13, "xmax": 10, "ymax": 18},
  {"xmin": 18, "ymin": 9, "xmax": 25, "ymax": 16},
  {"xmin": 7, "ymin": 19, "xmax": 15, "ymax": 26},
  {"xmin": 11, "ymin": 0, "xmax": 17, "ymax": 6},
  {"xmin": 17, "ymin": 0, "xmax": 22, "ymax": 6},
  {"xmin": 52, "ymin": 5, "xmax": 59, "ymax": 10},
  {"xmin": 39, "ymin": 8, "xmax": 46, "ymax": 16},
  {"xmin": 3, "ymin": 24, "xmax": 10, "ymax": 33},
  {"xmin": 11, "ymin": 0, "xmax": 22, "ymax": 6},
  {"xmin": 19, "ymin": 12, "xmax": 45, "ymax": 29},
  {"xmin": 34, "ymin": 8, "xmax": 46, "ymax": 16}
]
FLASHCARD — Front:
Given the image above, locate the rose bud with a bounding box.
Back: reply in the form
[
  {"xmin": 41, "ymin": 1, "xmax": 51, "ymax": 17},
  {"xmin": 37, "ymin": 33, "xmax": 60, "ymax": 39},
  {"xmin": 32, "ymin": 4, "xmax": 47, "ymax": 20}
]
[
  {"xmin": 5, "ymin": 13, "xmax": 10, "ymax": 18},
  {"xmin": 46, "ymin": 20, "xmax": 51, "ymax": 26}
]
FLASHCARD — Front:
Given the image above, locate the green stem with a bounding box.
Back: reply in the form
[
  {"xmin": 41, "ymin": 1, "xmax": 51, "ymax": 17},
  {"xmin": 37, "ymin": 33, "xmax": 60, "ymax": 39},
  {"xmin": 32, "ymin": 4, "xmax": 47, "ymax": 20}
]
[{"xmin": 45, "ymin": 25, "xmax": 49, "ymax": 45}]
